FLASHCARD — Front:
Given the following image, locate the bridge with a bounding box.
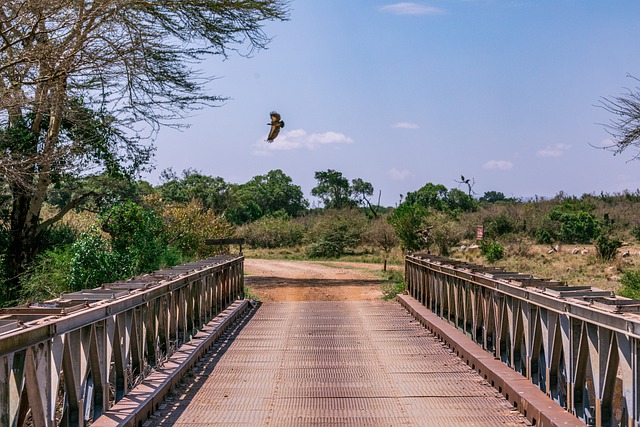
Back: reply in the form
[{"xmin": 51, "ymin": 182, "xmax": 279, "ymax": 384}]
[{"xmin": 1, "ymin": 252, "xmax": 636, "ymax": 426}]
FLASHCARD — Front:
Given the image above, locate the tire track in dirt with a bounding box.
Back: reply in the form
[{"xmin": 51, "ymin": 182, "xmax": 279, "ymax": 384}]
[{"xmin": 244, "ymin": 259, "xmax": 386, "ymax": 301}]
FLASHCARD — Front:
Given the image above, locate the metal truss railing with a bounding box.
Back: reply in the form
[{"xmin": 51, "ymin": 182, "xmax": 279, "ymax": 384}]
[
  {"xmin": 406, "ymin": 253, "xmax": 640, "ymax": 427},
  {"xmin": 0, "ymin": 255, "xmax": 244, "ymax": 427}
]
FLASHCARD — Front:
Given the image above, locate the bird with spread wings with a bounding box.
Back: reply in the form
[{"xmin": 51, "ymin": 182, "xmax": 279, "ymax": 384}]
[{"xmin": 267, "ymin": 111, "xmax": 285, "ymax": 143}]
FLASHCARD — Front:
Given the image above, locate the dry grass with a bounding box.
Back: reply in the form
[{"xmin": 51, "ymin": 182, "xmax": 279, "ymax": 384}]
[{"xmin": 450, "ymin": 242, "xmax": 640, "ymax": 294}]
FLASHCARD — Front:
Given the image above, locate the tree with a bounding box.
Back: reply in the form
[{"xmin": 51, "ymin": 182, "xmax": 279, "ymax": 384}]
[
  {"xmin": 0, "ymin": 0, "xmax": 289, "ymax": 300},
  {"xmin": 599, "ymin": 75, "xmax": 640, "ymax": 160},
  {"xmin": 158, "ymin": 168, "xmax": 231, "ymax": 213},
  {"xmin": 364, "ymin": 217, "xmax": 399, "ymax": 271},
  {"xmin": 311, "ymin": 169, "xmax": 354, "ymax": 209},
  {"xmin": 454, "ymin": 175, "xmax": 476, "ymax": 197},
  {"xmin": 480, "ymin": 191, "xmax": 508, "ymax": 203},
  {"xmin": 387, "ymin": 203, "xmax": 429, "ymax": 252},
  {"xmin": 227, "ymin": 169, "xmax": 307, "ymax": 224},
  {"xmin": 351, "ymin": 178, "xmax": 379, "ymax": 218},
  {"xmin": 403, "ymin": 182, "xmax": 476, "ymax": 214},
  {"xmin": 445, "ymin": 188, "xmax": 476, "ymax": 214},
  {"xmin": 404, "ymin": 183, "xmax": 448, "ymax": 212}
]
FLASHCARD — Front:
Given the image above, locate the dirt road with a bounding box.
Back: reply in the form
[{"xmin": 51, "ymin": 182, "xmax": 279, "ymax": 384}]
[{"xmin": 244, "ymin": 259, "xmax": 387, "ymax": 302}]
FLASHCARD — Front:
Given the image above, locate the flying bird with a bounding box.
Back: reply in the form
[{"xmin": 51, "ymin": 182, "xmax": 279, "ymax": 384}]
[{"xmin": 267, "ymin": 111, "xmax": 285, "ymax": 143}]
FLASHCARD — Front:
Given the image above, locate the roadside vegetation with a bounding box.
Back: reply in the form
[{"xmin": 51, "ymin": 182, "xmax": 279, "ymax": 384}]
[{"xmin": 4, "ymin": 165, "xmax": 640, "ymax": 306}]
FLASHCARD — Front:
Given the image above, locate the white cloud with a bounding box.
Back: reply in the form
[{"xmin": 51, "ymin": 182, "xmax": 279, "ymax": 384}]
[
  {"xmin": 391, "ymin": 122, "xmax": 420, "ymax": 129},
  {"xmin": 380, "ymin": 3, "xmax": 445, "ymax": 15},
  {"xmin": 252, "ymin": 129, "xmax": 353, "ymax": 155},
  {"xmin": 388, "ymin": 167, "xmax": 412, "ymax": 181},
  {"xmin": 482, "ymin": 160, "xmax": 513, "ymax": 170},
  {"xmin": 307, "ymin": 131, "xmax": 353, "ymax": 145},
  {"xmin": 536, "ymin": 144, "xmax": 571, "ymax": 158}
]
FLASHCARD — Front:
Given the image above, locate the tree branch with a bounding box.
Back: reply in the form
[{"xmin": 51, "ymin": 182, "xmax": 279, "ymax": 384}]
[{"xmin": 38, "ymin": 191, "xmax": 96, "ymax": 232}]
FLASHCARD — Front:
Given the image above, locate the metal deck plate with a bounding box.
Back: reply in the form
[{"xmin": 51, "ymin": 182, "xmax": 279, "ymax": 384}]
[{"xmin": 150, "ymin": 301, "xmax": 527, "ymax": 426}]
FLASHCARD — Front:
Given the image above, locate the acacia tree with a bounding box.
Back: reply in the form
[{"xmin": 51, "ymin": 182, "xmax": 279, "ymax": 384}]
[
  {"xmin": 311, "ymin": 169, "xmax": 354, "ymax": 209},
  {"xmin": 599, "ymin": 75, "xmax": 640, "ymax": 160},
  {"xmin": 351, "ymin": 177, "xmax": 379, "ymax": 218},
  {"xmin": 0, "ymin": 0, "xmax": 289, "ymax": 300}
]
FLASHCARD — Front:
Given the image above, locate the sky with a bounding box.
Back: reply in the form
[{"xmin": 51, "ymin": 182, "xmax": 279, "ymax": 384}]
[{"xmin": 146, "ymin": 1, "xmax": 640, "ymax": 207}]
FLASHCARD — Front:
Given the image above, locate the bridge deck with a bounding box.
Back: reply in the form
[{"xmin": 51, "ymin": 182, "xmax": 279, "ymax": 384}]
[{"xmin": 149, "ymin": 301, "xmax": 527, "ymax": 426}]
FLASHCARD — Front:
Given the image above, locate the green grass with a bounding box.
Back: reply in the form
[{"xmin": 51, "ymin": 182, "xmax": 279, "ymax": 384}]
[
  {"xmin": 243, "ymin": 285, "xmax": 261, "ymax": 301},
  {"xmin": 377, "ymin": 269, "xmax": 406, "ymax": 300}
]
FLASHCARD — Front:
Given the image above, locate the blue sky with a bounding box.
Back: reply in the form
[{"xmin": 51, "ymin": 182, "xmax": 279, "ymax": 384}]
[{"xmin": 147, "ymin": 1, "xmax": 640, "ymax": 207}]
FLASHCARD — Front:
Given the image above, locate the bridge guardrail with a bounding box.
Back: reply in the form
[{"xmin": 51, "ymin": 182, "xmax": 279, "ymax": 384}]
[
  {"xmin": 406, "ymin": 253, "xmax": 640, "ymax": 427},
  {"xmin": 0, "ymin": 255, "xmax": 244, "ymax": 427}
]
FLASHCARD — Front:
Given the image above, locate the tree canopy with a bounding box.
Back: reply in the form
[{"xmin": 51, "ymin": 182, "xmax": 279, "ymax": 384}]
[
  {"xmin": 311, "ymin": 170, "xmax": 353, "ymax": 209},
  {"xmin": 227, "ymin": 169, "xmax": 308, "ymax": 224},
  {"xmin": 0, "ymin": 0, "xmax": 289, "ymax": 300}
]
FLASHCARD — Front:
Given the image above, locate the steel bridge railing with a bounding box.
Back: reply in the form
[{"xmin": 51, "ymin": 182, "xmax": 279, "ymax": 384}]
[
  {"xmin": 406, "ymin": 253, "xmax": 640, "ymax": 427},
  {"xmin": 0, "ymin": 255, "xmax": 244, "ymax": 427}
]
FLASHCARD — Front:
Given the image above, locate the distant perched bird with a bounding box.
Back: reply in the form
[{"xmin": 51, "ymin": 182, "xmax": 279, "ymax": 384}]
[{"xmin": 267, "ymin": 111, "xmax": 285, "ymax": 143}]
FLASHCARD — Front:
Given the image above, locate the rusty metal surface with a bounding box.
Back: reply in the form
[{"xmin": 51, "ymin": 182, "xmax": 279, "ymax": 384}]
[
  {"xmin": 0, "ymin": 255, "xmax": 244, "ymax": 427},
  {"xmin": 149, "ymin": 301, "xmax": 527, "ymax": 426},
  {"xmin": 398, "ymin": 294, "xmax": 585, "ymax": 427},
  {"xmin": 405, "ymin": 253, "xmax": 635, "ymax": 426}
]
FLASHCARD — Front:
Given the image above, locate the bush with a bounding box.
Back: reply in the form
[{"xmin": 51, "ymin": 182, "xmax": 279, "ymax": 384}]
[
  {"xmin": 594, "ymin": 233, "xmax": 622, "ymax": 261},
  {"xmin": 101, "ymin": 201, "xmax": 165, "ymax": 273},
  {"xmin": 306, "ymin": 209, "xmax": 367, "ymax": 258},
  {"xmin": 430, "ymin": 212, "xmax": 464, "ymax": 256},
  {"xmin": 380, "ymin": 270, "xmax": 406, "ymax": 300},
  {"xmin": 534, "ymin": 228, "xmax": 554, "ymax": 245},
  {"xmin": 548, "ymin": 205, "xmax": 600, "ymax": 244},
  {"xmin": 21, "ymin": 247, "xmax": 74, "ymax": 302},
  {"xmin": 480, "ymin": 240, "xmax": 505, "ymax": 263},
  {"xmin": 618, "ymin": 270, "xmax": 640, "ymax": 300},
  {"xmin": 483, "ymin": 214, "xmax": 516, "ymax": 239},
  {"xmin": 69, "ymin": 228, "xmax": 132, "ymax": 290},
  {"xmin": 387, "ymin": 204, "xmax": 428, "ymax": 252},
  {"xmin": 38, "ymin": 223, "xmax": 78, "ymax": 250},
  {"xmin": 148, "ymin": 196, "xmax": 234, "ymax": 258},
  {"xmin": 241, "ymin": 216, "xmax": 305, "ymax": 248}
]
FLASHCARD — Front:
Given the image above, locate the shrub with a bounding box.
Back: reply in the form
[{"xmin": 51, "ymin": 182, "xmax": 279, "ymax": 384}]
[
  {"xmin": 548, "ymin": 205, "xmax": 600, "ymax": 244},
  {"xmin": 21, "ymin": 247, "xmax": 74, "ymax": 302},
  {"xmin": 149, "ymin": 197, "xmax": 234, "ymax": 258},
  {"xmin": 429, "ymin": 211, "xmax": 464, "ymax": 256},
  {"xmin": 480, "ymin": 240, "xmax": 505, "ymax": 263},
  {"xmin": 69, "ymin": 228, "xmax": 132, "ymax": 290},
  {"xmin": 306, "ymin": 209, "xmax": 367, "ymax": 258},
  {"xmin": 534, "ymin": 228, "xmax": 554, "ymax": 245},
  {"xmin": 618, "ymin": 270, "xmax": 640, "ymax": 300},
  {"xmin": 380, "ymin": 270, "xmax": 406, "ymax": 300},
  {"xmin": 101, "ymin": 201, "xmax": 165, "ymax": 273},
  {"xmin": 241, "ymin": 216, "xmax": 305, "ymax": 248},
  {"xmin": 483, "ymin": 214, "xmax": 516, "ymax": 239},
  {"xmin": 594, "ymin": 233, "xmax": 622, "ymax": 261},
  {"xmin": 38, "ymin": 223, "xmax": 78, "ymax": 250},
  {"xmin": 387, "ymin": 204, "xmax": 429, "ymax": 252}
]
